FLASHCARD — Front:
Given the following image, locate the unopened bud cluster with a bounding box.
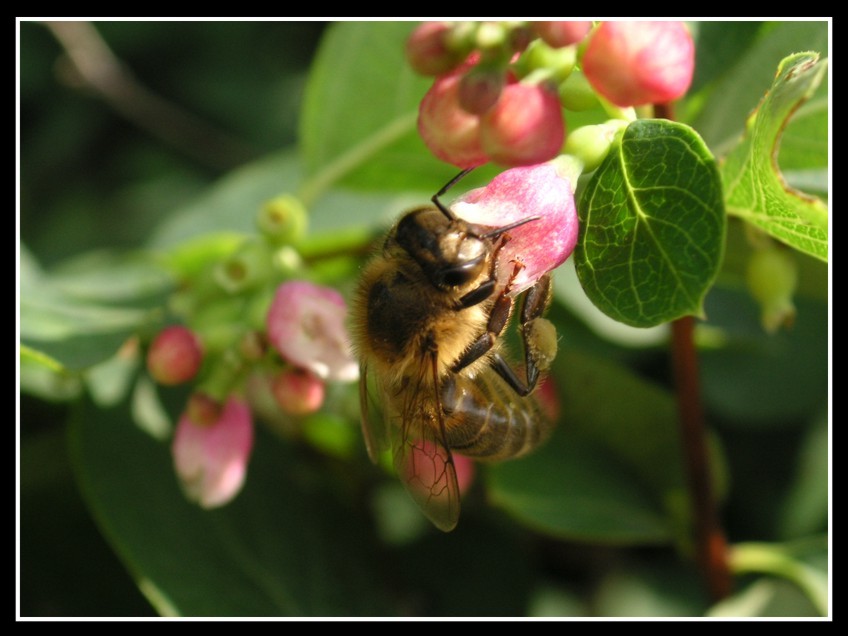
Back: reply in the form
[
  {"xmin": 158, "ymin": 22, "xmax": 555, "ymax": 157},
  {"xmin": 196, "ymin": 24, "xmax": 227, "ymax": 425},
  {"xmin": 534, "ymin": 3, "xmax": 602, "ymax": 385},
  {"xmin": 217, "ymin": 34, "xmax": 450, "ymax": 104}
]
[{"xmin": 410, "ymin": 21, "xmax": 695, "ymax": 169}]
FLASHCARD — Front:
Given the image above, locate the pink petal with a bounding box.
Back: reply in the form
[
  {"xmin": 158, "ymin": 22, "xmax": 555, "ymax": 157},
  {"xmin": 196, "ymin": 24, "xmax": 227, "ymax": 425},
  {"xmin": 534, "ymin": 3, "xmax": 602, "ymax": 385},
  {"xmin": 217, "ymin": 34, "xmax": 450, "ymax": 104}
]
[
  {"xmin": 266, "ymin": 281, "xmax": 359, "ymax": 382},
  {"xmin": 451, "ymin": 163, "xmax": 578, "ymax": 294},
  {"xmin": 172, "ymin": 397, "xmax": 254, "ymax": 509}
]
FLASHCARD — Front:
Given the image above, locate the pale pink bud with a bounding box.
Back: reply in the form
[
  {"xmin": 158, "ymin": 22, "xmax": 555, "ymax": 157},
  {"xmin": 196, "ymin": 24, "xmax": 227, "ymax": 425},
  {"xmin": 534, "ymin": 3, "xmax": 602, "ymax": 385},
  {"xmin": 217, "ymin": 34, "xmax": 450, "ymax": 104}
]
[
  {"xmin": 146, "ymin": 325, "xmax": 203, "ymax": 386},
  {"xmin": 479, "ymin": 82, "xmax": 565, "ymax": 166},
  {"xmin": 418, "ymin": 70, "xmax": 489, "ymax": 169},
  {"xmin": 451, "ymin": 163, "xmax": 578, "ymax": 294},
  {"xmin": 582, "ymin": 21, "xmax": 695, "ymax": 107},
  {"xmin": 266, "ymin": 281, "xmax": 359, "ymax": 383},
  {"xmin": 532, "ymin": 21, "xmax": 593, "ymax": 48},
  {"xmin": 172, "ymin": 397, "xmax": 254, "ymax": 509},
  {"xmin": 271, "ymin": 367, "xmax": 326, "ymax": 416},
  {"xmin": 406, "ymin": 22, "xmax": 465, "ymax": 76}
]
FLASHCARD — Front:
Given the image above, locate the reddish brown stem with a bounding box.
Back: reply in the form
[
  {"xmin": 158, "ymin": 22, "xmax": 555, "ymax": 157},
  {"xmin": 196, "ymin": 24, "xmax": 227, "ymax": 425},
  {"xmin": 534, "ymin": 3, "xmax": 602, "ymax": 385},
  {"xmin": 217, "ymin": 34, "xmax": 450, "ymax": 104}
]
[
  {"xmin": 671, "ymin": 316, "xmax": 732, "ymax": 602},
  {"xmin": 655, "ymin": 100, "xmax": 732, "ymax": 602}
]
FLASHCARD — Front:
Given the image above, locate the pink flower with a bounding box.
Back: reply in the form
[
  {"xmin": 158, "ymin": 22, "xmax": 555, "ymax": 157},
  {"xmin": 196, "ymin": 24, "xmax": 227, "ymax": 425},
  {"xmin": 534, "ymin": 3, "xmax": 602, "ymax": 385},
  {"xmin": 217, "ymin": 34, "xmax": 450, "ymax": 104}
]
[
  {"xmin": 479, "ymin": 82, "xmax": 565, "ymax": 166},
  {"xmin": 450, "ymin": 163, "xmax": 578, "ymax": 294},
  {"xmin": 266, "ymin": 280, "xmax": 359, "ymax": 383},
  {"xmin": 146, "ymin": 325, "xmax": 203, "ymax": 386},
  {"xmin": 172, "ymin": 396, "xmax": 254, "ymax": 509},
  {"xmin": 582, "ymin": 21, "xmax": 695, "ymax": 107}
]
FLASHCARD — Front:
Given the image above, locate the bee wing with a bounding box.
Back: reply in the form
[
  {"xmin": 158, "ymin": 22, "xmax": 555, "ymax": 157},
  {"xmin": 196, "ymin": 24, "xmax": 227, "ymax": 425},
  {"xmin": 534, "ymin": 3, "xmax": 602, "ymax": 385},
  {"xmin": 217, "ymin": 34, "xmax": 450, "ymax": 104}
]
[
  {"xmin": 359, "ymin": 363, "xmax": 389, "ymax": 463},
  {"xmin": 390, "ymin": 351, "xmax": 461, "ymax": 532}
]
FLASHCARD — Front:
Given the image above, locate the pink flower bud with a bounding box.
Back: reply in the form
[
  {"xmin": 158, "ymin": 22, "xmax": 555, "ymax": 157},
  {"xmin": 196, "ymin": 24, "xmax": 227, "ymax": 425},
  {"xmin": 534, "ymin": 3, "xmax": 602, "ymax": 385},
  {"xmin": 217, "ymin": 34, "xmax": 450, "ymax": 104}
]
[
  {"xmin": 582, "ymin": 21, "xmax": 695, "ymax": 107},
  {"xmin": 451, "ymin": 163, "xmax": 578, "ymax": 294},
  {"xmin": 479, "ymin": 82, "xmax": 565, "ymax": 167},
  {"xmin": 172, "ymin": 397, "xmax": 254, "ymax": 509},
  {"xmin": 458, "ymin": 67, "xmax": 506, "ymax": 115},
  {"xmin": 271, "ymin": 367, "xmax": 326, "ymax": 416},
  {"xmin": 406, "ymin": 22, "xmax": 465, "ymax": 76},
  {"xmin": 418, "ymin": 70, "xmax": 489, "ymax": 169},
  {"xmin": 266, "ymin": 281, "xmax": 359, "ymax": 383},
  {"xmin": 146, "ymin": 325, "xmax": 203, "ymax": 386},
  {"xmin": 532, "ymin": 21, "xmax": 593, "ymax": 48}
]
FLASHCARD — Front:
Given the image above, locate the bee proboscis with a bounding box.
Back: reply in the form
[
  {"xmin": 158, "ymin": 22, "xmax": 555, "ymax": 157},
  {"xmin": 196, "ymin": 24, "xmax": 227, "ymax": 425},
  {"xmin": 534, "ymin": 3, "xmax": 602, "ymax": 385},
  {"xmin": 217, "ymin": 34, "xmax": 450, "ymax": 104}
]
[{"xmin": 351, "ymin": 168, "xmax": 558, "ymax": 531}]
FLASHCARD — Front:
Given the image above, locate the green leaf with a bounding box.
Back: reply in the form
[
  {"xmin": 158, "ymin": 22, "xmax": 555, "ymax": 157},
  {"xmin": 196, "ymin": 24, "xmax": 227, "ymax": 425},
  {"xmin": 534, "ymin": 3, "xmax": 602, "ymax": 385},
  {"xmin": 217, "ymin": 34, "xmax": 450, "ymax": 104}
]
[
  {"xmin": 486, "ymin": 350, "xmax": 688, "ymax": 544},
  {"xmin": 690, "ymin": 21, "xmax": 828, "ymax": 152},
  {"xmin": 299, "ymin": 21, "xmax": 459, "ymax": 199},
  {"xmin": 20, "ymin": 249, "xmax": 167, "ymax": 371},
  {"xmin": 575, "ymin": 119, "xmax": 726, "ymax": 327},
  {"xmin": 69, "ymin": 397, "xmax": 391, "ymax": 617},
  {"xmin": 720, "ymin": 52, "xmax": 828, "ymax": 261}
]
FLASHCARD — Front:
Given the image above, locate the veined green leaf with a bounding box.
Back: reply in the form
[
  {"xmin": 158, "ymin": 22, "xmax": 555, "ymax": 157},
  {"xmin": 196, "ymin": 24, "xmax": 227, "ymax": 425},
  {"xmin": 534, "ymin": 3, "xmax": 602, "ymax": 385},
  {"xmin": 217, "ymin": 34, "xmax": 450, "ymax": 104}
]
[
  {"xmin": 575, "ymin": 119, "xmax": 726, "ymax": 327},
  {"xmin": 720, "ymin": 52, "xmax": 828, "ymax": 261}
]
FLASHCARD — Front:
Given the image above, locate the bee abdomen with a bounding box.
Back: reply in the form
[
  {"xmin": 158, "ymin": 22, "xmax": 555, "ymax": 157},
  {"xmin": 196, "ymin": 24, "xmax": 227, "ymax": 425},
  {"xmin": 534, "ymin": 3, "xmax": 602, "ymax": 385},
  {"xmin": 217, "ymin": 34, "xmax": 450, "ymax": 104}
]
[{"xmin": 442, "ymin": 373, "xmax": 551, "ymax": 461}]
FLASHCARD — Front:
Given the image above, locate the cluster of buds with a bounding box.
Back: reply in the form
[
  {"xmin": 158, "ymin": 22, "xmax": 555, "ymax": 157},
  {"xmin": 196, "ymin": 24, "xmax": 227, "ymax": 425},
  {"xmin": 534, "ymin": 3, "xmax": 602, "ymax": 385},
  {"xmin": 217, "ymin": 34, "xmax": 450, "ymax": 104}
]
[
  {"xmin": 145, "ymin": 196, "xmax": 359, "ymax": 509},
  {"xmin": 410, "ymin": 20, "xmax": 695, "ymax": 169}
]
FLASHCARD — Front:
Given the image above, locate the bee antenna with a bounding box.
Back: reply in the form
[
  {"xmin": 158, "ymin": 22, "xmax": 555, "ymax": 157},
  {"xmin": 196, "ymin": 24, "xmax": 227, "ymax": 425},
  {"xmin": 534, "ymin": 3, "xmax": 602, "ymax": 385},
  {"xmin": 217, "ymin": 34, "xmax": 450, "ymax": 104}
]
[
  {"xmin": 431, "ymin": 167, "xmax": 477, "ymax": 221},
  {"xmin": 479, "ymin": 215, "xmax": 540, "ymax": 240}
]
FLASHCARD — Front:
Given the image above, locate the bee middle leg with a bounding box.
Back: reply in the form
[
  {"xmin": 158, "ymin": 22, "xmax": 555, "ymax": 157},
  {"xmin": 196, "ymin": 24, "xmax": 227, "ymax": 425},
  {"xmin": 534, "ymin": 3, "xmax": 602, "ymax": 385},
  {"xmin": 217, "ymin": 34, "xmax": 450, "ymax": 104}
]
[
  {"xmin": 451, "ymin": 272, "xmax": 554, "ymax": 397},
  {"xmin": 490, "ymin": 273, "xmax": 555, "ymax": 397}
]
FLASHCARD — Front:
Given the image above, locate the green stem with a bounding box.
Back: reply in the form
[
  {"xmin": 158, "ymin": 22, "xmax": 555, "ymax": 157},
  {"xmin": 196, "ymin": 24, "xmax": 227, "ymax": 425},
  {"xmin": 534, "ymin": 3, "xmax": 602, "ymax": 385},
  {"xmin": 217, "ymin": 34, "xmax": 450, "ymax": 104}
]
[
  {"xmin": 296, "ymin": 111, "xmax": 418, "ymax": 208},
  {"xmin": 729, "ymin": 541, "xmax": 828, "ymax": 616}
]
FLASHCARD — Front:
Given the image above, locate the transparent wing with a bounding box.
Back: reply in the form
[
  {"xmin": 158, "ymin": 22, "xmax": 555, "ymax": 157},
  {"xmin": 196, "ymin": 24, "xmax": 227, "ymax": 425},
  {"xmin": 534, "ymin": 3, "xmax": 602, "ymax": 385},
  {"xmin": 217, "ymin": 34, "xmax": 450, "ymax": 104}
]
[
  {"xmin": 359, "ymin": 362, "xmax": 389, "ymax": 463},
  {"xmin": 389, "ymin": 351, "xmax": 460, "ymax": 532}
]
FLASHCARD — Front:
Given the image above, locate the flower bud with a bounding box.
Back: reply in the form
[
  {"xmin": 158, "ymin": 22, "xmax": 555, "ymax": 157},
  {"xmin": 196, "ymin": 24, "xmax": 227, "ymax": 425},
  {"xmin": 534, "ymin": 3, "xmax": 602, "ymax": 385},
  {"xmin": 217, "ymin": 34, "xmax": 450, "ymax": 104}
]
[
  {"xmin": 271, "ymin": 367, "xmax": 326, "ymax": 416},
  {"xmin": 582, "ymin": 21, "xmax": 694, "ymax": 107},
  {"xmin": 532, "ymin": 21, "xmax": 592, "ymax": 48},
  {"xmin": 746, "ymin": 245, "xmax": 798, "ymax": 333},
  {"xmin": 266, "ymin": 280, "xmax": 359, "ymax": 382},
  {"xmin": 172, "ymin": 396, "xmax": 254, "ymax": 509},
  {"xmin": 458, "ymin": 66, "xmax": 505, "ymax": 115},
  {"xmin": 257, "ymin": 194, "xmax": 308, "ymax": 246},
  {"xmin": 214, "ymin": 240, "xmax": 273, "ymax": 294},
  {"xmin": 558, "ymin": 69, "xmax": 600, "ymax": 111},
  {"xmin": 479, "ymin": 82, "xmax": 565, "ymax": 167},
  {"xmin": 563, "ymin": 120, "xmax": 626, "ymax": 172},
  {"xmin": 406, "ymin": 22, "xmax": 465, "ymax": 76},
  {"xmin": 418, "ymin": 70, "xmax": 488, "ymax": 169},
  {"xmin": 147, "ymin": 325, "xmax": 204, "ymax": 386},
  {"xmin": 513, "ymin": 38, "xmax": 577, "ymax": 84}
]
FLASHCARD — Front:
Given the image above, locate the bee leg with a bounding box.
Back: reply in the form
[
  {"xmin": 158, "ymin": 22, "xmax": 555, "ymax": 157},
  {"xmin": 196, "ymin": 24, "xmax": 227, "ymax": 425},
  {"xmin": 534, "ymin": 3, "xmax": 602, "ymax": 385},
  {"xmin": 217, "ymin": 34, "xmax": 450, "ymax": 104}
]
[
  {"xmin": 450, "ymin": 289, "xmax": 514, "ymax": 373},
  {"xmin": 490, "ymin": 273, "xmax": 555, "ymax": 397}
]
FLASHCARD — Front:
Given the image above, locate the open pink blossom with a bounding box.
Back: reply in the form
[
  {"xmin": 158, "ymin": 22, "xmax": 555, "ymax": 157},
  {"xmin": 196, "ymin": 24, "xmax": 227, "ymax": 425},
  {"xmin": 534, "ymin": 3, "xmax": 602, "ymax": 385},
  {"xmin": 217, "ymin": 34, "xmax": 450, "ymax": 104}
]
[
  {"xmin": 450, "ymin": 163, "xmax": 578, "ymax": 294},
  {"xmin": 266, "ymin": 280, "xmax": 359, "ymax": 383},
  {"xmin": 172, "ymin": 396, "xmax": 254, "ymax": 509},
  {"xmin": 582, "ymin": 21, "xmax": 694, "ymax": 107}
]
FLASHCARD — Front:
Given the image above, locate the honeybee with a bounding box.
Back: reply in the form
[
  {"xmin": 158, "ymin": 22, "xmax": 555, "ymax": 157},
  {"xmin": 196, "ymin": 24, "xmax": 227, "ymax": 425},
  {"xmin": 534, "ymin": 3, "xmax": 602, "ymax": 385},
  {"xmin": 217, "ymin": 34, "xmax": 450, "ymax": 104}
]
[{"xmin": 351, "ymin": 168, "xmax": 558, "ymax": 531}]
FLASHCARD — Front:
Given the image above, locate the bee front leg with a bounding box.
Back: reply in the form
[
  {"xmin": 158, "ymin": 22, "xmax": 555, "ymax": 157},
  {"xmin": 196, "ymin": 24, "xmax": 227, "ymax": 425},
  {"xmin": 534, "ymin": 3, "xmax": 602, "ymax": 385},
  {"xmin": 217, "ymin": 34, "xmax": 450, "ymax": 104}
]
[
  {"xmin": 490, "ymin": 273, "xmax": 556, "ymax": 397},
  {"xmin": 449, "ymin": 290, "xmax": 514, "ymax": 374}
]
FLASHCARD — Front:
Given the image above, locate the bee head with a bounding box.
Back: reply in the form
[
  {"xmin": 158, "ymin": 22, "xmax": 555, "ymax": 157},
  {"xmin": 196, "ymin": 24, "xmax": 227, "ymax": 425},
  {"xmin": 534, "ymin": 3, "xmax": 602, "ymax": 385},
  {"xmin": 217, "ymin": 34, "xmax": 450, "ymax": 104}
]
[{"xmin": 394, "ymin": 207, "xmax": 490, "ymax": 291}]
